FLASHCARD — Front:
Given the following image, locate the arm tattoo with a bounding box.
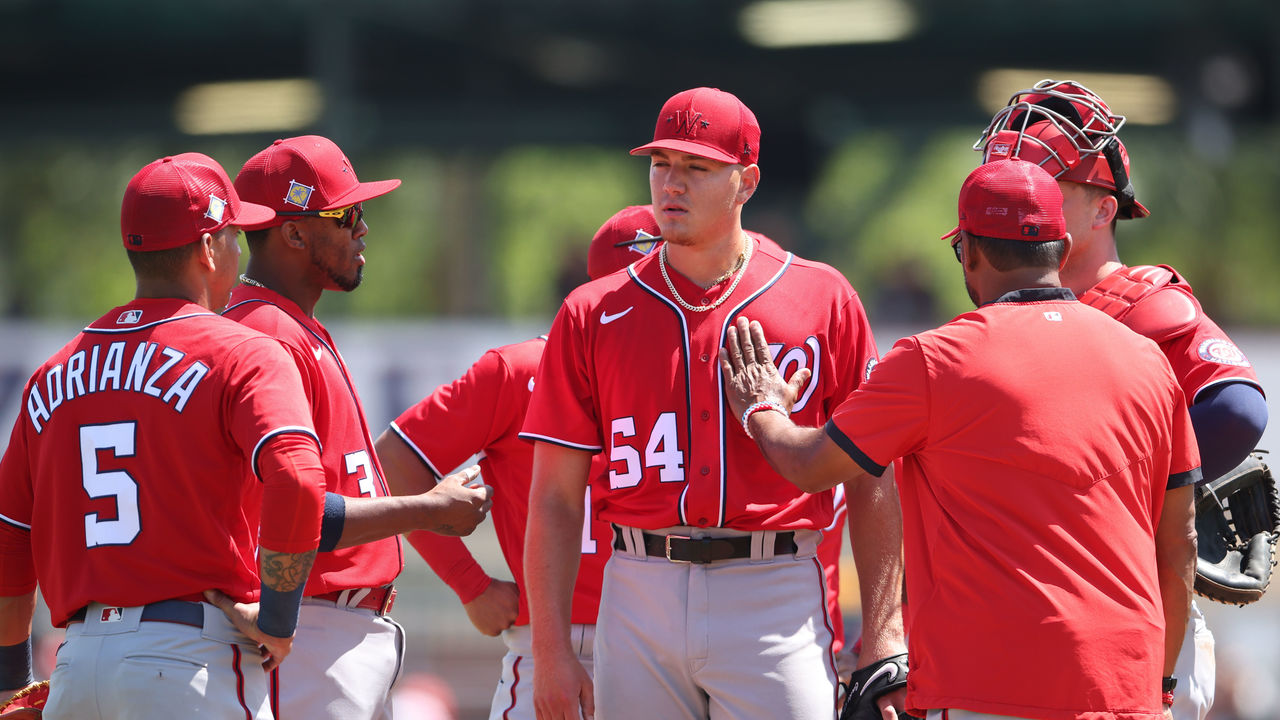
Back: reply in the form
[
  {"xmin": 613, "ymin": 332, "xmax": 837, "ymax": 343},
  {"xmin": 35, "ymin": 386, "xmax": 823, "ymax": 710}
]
[{"xmin": 259, "ymin": 548, "xmax": 317, "ymax": 593}]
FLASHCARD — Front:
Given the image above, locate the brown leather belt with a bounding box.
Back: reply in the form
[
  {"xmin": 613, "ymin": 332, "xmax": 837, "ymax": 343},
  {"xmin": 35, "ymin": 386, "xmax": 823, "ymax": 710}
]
[
  {"xmin": 614, "ymin": 529, "xmax": 798, "ymax": 564},
  {"xmin": 308, "ymin": 585, "xmax": 396, "ymax": 615}
]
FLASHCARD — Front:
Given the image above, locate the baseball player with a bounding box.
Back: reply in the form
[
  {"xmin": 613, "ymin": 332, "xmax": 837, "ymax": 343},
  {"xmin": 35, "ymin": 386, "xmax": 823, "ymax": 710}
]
[
  {"xmin": 594, "ymin": 205, "xmax": 860, "ymax": 678},
  {"xmin": 521, "ymin": 87, "xmax": 905, "ymax": 720},
  {"xmin": 372, "ymin": 203, "xmax": 665, "ymax": 720},
  {"xmin": 722, "ymin": 158, "xmax": 1199, "ymax": 720},
  {"xmin": 218, "ymin": 136, "xmax": 491, "ymax": 719},
  {"xmin": 974, "ymin": 79, "xmax": 1268, "ymax": 719},
  {"xmin": 0, "ymin": 153, "xmax": 326, "ymax": 717}
]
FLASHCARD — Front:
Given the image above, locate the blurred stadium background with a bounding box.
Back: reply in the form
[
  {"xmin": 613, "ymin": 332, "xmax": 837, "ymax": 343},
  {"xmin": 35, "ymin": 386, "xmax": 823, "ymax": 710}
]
[{"xmin": 2, "ymin": 1, "xmax": 1279, "ymax": 718}]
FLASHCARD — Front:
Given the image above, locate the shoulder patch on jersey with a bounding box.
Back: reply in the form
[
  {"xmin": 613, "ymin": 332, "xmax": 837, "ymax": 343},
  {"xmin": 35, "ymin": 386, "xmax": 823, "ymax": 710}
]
[
  {"xmin": 1198, "ymin": 338, "xmax": 1252, "ymax": 367},
  {"xmin": 864, "ymin": 357, "xmax": 878, "ymax": 382}
]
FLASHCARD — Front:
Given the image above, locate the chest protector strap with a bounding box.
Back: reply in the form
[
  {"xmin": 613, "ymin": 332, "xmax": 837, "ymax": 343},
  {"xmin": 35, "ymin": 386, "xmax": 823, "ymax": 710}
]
[{"xmin": 1078, "ymin": 265, "xmax": 1201, "ymax": 344}]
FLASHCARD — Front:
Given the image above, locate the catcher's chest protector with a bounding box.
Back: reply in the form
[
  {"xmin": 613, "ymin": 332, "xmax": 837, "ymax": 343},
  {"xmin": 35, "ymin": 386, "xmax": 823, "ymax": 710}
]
[{"xmin": 1079, "ymin": 265, "xmax": 1200, "ymax": 343}]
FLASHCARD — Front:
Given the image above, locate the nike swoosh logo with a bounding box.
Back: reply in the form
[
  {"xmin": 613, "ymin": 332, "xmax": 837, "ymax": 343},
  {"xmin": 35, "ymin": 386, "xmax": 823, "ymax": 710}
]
[
  {"xmin": 313, "ymin": 346, "xmax": 325, "ymax": 361},
  {"xmin": 600, "ymin": 307, "xmax": 634, "ymax": 325},
  {"xmin": 855, "ymin": 663, "xmax": 899, "ymax": 698}
]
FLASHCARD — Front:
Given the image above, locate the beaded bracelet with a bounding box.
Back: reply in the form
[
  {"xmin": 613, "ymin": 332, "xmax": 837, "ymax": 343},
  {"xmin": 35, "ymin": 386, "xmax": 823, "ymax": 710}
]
[{"xmin": 741, "ymin": 401, "xmax": 788, "ymax": 439}]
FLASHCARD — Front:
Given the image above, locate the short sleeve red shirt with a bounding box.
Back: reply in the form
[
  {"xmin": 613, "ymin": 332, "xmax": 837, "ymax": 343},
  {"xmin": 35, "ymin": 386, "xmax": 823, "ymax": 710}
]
[
  {"xmin": 225, "ymin": 286, "xmax": 402, "ymax": 595},
  {"xmin": 0, "ymin": 299, "xmax": 318, "ymax": 626},
  {"xmin": 522, "ymin": 237, "xmax": 878, "ymax": 531},
  {"xmin": 827, "ymin": 288, "xmax": 1201, "ymax": 719},
  {"xmin": 391, "ymin": 337, "xmax": 610, "ymax": 625}
]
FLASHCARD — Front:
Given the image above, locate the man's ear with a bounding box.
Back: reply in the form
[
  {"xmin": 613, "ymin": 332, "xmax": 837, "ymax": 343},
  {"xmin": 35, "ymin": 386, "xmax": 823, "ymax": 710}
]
[
  {"xmin": 280, "ymin": 220, "xmax": 307, "ymax": 250},
  {"xmin": 197, "ymin": 233, "xmax": 217, "ymax": 271}
]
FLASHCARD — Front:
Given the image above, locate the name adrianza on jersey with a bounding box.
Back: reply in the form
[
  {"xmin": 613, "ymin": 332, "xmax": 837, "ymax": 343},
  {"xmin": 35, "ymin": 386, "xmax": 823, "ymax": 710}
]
[{"xmin": 26, "ymin": 340, "xmax": 209, "ymax": 433}]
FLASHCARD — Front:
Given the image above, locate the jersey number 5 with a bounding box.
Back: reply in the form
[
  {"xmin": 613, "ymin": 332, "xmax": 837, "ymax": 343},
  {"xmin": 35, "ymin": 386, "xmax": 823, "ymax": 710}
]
[
  {"xmin": 609, "ymin": 412, "xmax": 685, "ymax": 489},
  {"xmin": 80, "ymin": 422, "xmax": 141, "ymax": 547}
]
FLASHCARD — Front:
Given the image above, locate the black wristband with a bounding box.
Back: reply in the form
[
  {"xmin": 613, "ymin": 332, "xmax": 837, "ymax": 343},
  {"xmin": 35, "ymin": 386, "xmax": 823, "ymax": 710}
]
[
  {"xmin": 258, "ymin": 584, "xmax": 306, "ymax": 638},
  {"xmin": 1162, "ymin": 676, "xmax": 1177, "ymax": 693},
  {"xmin": 317, "ymin": 493, "xmax": 346, "ymax": 553},
  {"xmin": 0, "ymin": 637, "xmax": 33, "ymax": 689}
]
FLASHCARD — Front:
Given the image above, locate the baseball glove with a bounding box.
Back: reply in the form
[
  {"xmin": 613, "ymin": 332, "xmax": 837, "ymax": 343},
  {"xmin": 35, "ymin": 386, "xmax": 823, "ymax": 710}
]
[
  {"xmin": 1194, "ymin": 451, "xmax": 1280, "ymax": 606},
  {"xmin": 839, "ymin": 653, "xmax": 919, "ymax": 720},
  {"xmin": 0, "ymin": 680, "xmax": 48, "ymax": 718}
]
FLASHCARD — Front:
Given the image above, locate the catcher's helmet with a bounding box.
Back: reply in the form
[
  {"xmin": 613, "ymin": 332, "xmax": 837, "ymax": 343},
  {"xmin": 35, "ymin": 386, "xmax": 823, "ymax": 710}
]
[{"xmin": 975, "ymin": 79, "xmax": 1149, "ymax": 219}]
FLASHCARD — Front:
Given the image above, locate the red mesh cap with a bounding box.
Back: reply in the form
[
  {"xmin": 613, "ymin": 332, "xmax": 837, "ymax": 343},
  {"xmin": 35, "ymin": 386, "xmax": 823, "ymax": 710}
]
[
  {"xmin": 630, "ymin": 88, "xmax": 761, "ymax": 166},
  {"xmin": 234, "ymin": 135, "xmax": 402, "ymax": 231},
  {"xmin": 121, "ymin": 153, "xmax": 275, "ymax": 252},
  {"xmin": 941, "ymin": 159, "xmax": 1067, "ymax": 243},
  {"xmin": 588, "ymin": 204, "xmax": 662, "ymax": 280}
]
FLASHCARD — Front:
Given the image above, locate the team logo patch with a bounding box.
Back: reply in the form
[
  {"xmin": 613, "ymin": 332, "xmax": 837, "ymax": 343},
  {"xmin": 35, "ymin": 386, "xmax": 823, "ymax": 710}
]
[
  {"xmin": 285, "ymin": 180, "xmax": 314, "ymax": 209},
  {"xmin": 100, "ymin": 607, "xmax": 123, "ymax": 623},
  {"xmin": 629, "ymin": 229, "xmax": 658, "ymax": 256},
  {"xmin": 1021, "ymin": 224, "xmax": 1040, "ymax": 237},
  {"xmin": 116, "ymin": 309, "xmax": 143, "ymax": 325},
  {"xmin": 1198, "ymin": 339, "xmax": 1251, "ymax": 367},
  {"xmin": 1043, "ymin": 311, "xmax": 1062, "ymax": 322},
  {"xmin": 864, "ymin": 357, "xmax": 878, "ymax": 381},
  {"xmin": 205, "ymin": 195, "xmax": 227, "ymax": 223}
]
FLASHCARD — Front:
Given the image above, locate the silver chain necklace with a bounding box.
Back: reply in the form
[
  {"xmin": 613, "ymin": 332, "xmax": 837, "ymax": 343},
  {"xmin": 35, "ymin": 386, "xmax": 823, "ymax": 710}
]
[
  {"xmin": 239, "ymin": 274, "xmax": 267, "ymax": 289},
  {"xmin": 659, "ymin": 236, "xmax": 753, "ymax": 313}
]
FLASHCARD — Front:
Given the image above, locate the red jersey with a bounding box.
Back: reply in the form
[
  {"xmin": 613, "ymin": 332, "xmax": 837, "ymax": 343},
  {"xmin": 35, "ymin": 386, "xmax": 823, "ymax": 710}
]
[
  {"xmin": 1079, "ymin": 264, "xmax": 1262, "ymax": 402},
  {"xmin": 391, "ymin": 337, "xmax": 610, "ymax": 625},
  {"xmin": 225, "ymin": 286, "xmax": 402, "ymax": 594},
  {"xmin": 827, "ymin": 288, "xmax": 1202, "ymax": 720},
  {"xmin": 522, "ymin": 235, "xmax": 878, "ymax": 531},
  {"xmin": 0, "ymin": 299, "xmax": 320, "ymax": 626}
]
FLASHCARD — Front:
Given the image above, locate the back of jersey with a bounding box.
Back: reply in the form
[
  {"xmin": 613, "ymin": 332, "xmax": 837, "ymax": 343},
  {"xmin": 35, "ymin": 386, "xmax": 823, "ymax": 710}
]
[{"xmin": 0, "ymin": 299, "xmax": 316, "ymax": 626}]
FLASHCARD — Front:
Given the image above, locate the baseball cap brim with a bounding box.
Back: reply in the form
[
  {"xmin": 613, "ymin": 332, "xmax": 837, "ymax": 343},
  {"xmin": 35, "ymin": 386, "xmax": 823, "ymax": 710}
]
[
  {"xmin": 232, "ymin": 200, "xmax": 278, "ymax": 228},
  {"xmin": 630, "ymin": 140, "xmax": 739, "ymax": 165},
  {"xmin": 1120, "ymin": 199, "xmax": 1150, "ymax": 220},
  {"xmin": 940, "ymin": 226, "xmax": 961, "ymax": 241},
  {"xmin": 321, "ymin": 178, "xmax": 403, "ymax": 210}
]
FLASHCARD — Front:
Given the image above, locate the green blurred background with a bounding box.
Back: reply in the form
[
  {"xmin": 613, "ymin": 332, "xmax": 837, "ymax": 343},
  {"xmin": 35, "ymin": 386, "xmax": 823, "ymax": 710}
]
[{"xmin": 4, "ymin": 1, "xmax": 1280, "ymax": 718}]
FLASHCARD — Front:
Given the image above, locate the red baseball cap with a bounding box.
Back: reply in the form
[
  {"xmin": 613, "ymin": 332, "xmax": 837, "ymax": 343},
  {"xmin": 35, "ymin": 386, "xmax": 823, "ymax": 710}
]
[
  {"xmin": 121, "ymin": 153, "xmax": 275, "ymax": 252},
  {"xmin": 942, "ymin": 159, "xmax": 1067, "ymax": 242},
  {"xmin": 234, "ymin": 135, "xmax": 402, "ymax": 231},
  {"xmin": 630, "ymin": 87, "xmax": 761, "ymax": 166},
  {"xmin": 588, "ymin": 204, "xmax": 662, "ymax": 280}
]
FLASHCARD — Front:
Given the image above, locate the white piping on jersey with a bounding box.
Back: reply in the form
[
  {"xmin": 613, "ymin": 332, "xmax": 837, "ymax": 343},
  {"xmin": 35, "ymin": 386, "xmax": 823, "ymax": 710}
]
[
  {"xmin": 1192, "ymin": 376, "xmax": 1263, "ymax": 404},
  {"xmin": 516, "ymin": 432, "xmax": 603, "ymax": 453},
  {"xmin": 824, "ymin": 482, "xmax": 847, "ymax": 533},
  {"xmin": 82, "ymin": 312, "xmax": 216, "ymax": 334},
  {"xmin": 0, "ymin": 512, "xmax": 31, "ymax": 531},
  {"xmin": 712, "ymin": 253, "xmax": 793, "ymax": 527},
  {"xmin": 390, "ymin": 421, "xmax": 446, "ymax": 479},
  {"xmin": 224, "ymin": 298, "xmax": 391, "ymax": 498},
  {"xmin": 251, "ymin": 426, "xmax": 322, "ymax": 479},
  {"xmin": 628, "ymin": 265, "xmax": 696, "ymax": 527}
]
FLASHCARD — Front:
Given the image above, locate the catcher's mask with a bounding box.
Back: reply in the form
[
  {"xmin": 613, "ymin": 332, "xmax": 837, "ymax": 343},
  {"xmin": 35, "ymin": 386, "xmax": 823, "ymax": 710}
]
[{"xmin": 975, "ymin": 79, "xmax": 1149, "ymax": 220}]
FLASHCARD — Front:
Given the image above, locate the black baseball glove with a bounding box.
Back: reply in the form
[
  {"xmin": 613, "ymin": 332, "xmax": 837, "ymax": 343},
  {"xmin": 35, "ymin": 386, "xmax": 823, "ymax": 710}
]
[
  {"xmin": 839, "ymin": 653, "xmax": 919, "ymax": 720},
  {"xmin": 1194, "ymin": 451, "xmax": 1280, "ymax": 606}
]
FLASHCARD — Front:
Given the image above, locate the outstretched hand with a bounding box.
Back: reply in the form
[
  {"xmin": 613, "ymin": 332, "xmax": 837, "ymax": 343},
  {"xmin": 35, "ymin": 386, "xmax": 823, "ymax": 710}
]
[
  {"xmin": 719, "ymin": 316, "xmax": 811, "ymax": 422},
  {"xmin": 425, "ymin": 465, "xmax": 494, "ymax": 537}
]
